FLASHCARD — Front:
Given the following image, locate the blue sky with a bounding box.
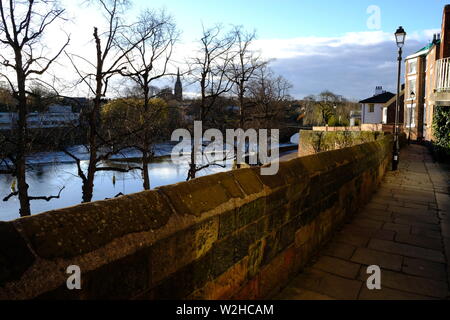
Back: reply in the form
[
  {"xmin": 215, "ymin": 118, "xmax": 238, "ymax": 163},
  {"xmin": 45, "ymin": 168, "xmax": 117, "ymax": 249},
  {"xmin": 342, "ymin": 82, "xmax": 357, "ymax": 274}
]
[
  {"xmin": 59, "ymin": 0, "xmax": 448, "ymax": 100},
  {"xmin": 131, "ymin": 0, "xmax": 445, "ymax": 100},
  {"xmin": 133, "ymin": 0, "xmax": 446, "ymax": 40}
]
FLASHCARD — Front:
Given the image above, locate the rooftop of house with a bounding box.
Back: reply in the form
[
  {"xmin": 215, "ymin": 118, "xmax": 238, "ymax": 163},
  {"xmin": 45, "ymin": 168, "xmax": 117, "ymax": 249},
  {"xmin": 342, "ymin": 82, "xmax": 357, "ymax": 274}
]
[
  {"xmin": 416, "ymin": 40, "xmax": 441, "ymax": 54},
  {"xmin": 384, "ymin": 88, "xmax": 405, "ymax": 108},
  {"xmin": 406, "ymin": 37, "xmax": 441, "ymax": 61},
  {"xmin": 359, "ymin": 91, "xmax": 395, "ymax": 104}
]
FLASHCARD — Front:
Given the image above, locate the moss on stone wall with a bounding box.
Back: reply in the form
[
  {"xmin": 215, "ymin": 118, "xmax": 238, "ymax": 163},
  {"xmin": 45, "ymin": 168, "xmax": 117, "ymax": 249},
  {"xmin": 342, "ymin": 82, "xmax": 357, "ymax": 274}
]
[
  {"xmin": 299, "ymin": 130, "xmax": 385, "ymax": 156},
  {"xmin": 0, "ymin": 135, "xmax": 394, "ymax": 300}
]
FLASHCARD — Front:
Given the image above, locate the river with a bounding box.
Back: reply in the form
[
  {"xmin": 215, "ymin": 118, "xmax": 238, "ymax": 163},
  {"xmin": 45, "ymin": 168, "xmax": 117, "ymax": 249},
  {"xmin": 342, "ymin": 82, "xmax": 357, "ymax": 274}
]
[{"xmin": 0, "ymin": 141, "xmax": 297, "ymax": 221}]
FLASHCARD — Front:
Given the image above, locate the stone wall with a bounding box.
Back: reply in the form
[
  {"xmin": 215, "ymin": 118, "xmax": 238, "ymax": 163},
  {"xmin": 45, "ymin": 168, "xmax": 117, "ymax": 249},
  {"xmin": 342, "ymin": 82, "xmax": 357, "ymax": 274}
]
[
  {"xmin": 0, "ymin": 135, "xmax": 394, "ymax": 300},
  {"xmin": 298, "ymin": 130, "xmax": 386, "ymax": 157},
  {"xmin": 312, "ymin": 124, "xmax": 401, "ymax": 133}
]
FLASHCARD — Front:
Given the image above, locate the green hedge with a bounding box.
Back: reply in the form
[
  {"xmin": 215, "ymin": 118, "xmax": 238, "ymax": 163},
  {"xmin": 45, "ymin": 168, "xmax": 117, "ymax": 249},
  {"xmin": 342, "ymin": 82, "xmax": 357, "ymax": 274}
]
[
  {"xmin": 432, "ymin": 106, "xmax": 450, "ymax": 160},
  {"xmin": 301, "ymin": 130, "xmax": 384, "ymax": 154}
]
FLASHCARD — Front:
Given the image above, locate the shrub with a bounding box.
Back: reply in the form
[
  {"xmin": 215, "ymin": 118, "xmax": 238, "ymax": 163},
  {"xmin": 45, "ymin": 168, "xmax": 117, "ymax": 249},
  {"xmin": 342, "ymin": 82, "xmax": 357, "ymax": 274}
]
[
  {"xmin": 432, "ymin": 106, "xmax": 450, "ymax": 160},
  {"xmin": 327, "ymin": 116, "xmax": 337, "ymax": 127}
]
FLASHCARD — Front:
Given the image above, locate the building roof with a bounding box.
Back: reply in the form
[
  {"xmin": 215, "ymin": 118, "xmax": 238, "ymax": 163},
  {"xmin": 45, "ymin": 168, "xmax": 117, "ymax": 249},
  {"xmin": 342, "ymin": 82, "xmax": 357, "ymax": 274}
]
[
  {"xmin": 384, "ymin": 88, "xmax": 405, "ymax": 107},
  {"xmin": 406, "ymin": 40, "xmax": 440, "ymax": 60},
  {"xmin": 359, "ymin": 91, "xmax": 395, "ymax": 104},
  {"xmin": 416, "ymin": 40, "xmax": 439, "ymax": 53}
]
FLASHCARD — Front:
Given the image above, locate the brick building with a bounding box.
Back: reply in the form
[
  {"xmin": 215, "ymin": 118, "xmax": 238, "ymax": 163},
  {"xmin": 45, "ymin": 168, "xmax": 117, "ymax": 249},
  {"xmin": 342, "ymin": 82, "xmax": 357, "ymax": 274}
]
[{"xmin": 404, "ymin": 5, "xmax": 450, "ymax": 141}]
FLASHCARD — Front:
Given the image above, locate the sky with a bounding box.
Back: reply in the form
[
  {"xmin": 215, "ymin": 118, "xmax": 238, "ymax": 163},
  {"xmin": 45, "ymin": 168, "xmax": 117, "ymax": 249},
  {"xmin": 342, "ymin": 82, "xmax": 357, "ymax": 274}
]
[
  {"xmin": 132, "ymin": 0, "xmax": 445, "ymax": 40},
  {"xmin": 127, "ymin": 0, "xmax": 445, "ymax": 100},
  {"xmin": 3, "ymin": 0, "xmax": 448, "ymax": 101},
  {"xmin": 128, "ymin": 0, "xmax": 446, "ymax": 100}
]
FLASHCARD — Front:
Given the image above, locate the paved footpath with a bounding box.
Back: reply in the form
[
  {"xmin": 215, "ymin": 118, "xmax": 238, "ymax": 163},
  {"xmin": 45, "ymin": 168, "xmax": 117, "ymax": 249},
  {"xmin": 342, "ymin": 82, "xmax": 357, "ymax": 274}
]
[{"xmin": 276, "ymin": 144, "xmax": 450, "ymax": 300}]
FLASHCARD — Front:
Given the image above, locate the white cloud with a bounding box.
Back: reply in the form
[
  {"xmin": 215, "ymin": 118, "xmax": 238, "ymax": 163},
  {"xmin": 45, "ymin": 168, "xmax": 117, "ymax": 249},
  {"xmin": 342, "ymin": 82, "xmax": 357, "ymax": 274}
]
[
  {"xmin": 253, "ymin": 29, "xmax": 440, "ymax": 60},
  {"xmin": 168, "ymin": 29, "xmax": 440, "ymax": 100},
  {"xmin": 1, "ymin": 0, "xmax": 441, "ymax": 101},
  {"xmin": 250, "ymin": 29, "xmax": 440, "ymax": 99}
]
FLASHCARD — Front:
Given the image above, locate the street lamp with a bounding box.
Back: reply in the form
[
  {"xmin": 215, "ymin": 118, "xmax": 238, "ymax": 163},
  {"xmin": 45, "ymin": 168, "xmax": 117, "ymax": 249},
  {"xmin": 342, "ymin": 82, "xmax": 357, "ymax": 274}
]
[
  {"xmin": 408, "ymin": 91, "xmax": 415, "ymax": 145},
  {"xmin": 393, "ymin": 26, "xmax": 406, "ymax": 171}
]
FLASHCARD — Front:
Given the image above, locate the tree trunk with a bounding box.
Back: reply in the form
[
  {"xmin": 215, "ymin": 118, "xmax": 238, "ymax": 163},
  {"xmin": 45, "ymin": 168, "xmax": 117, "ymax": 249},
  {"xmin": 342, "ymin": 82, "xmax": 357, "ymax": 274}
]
[
  {"xmin": 15, "ymin": 53, "xmax": 31, "ymax": 216},
  {"xmin": 239, "ymin": 81, "xmax": 245, "ymax": 129},
  {"xmin": 141, "ymin": 76, "xmax": 152, "ymax": 190},
  {"xmin": 81, "ymin": 27, "xmax": 103, "ymax": 203},
  {"xmin": 82, "ymin": 156, "xmax": 96, "ymax": 203},
  {"xmin": 142, "ymin": 149, "xmax": 150, "ymax": 190},
  {"xmin": 82, "ymin": 175, "xmax": 95, "ymax": 203},
  {"xmin": 16, "ymin": 156, "xmax": 30, "ymax": 216},
  {"xmin": 82, "ymin": 115, "xmax": 97, "ymax": 203},
  {"xmin": 187, "ymin": 143, "xmax": 196, "ymax": 180}
]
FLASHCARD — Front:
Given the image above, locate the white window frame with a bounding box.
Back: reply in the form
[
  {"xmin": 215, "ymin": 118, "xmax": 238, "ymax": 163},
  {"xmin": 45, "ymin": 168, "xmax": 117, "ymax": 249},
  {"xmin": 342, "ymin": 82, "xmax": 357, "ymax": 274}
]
[
  {"xmin": 406, "ymin": 103, "xmax": 416, "ymax": 128},
  {"xmin": 382, "ymin": 107, "xmax": 388, "ymax": 124},
  {"xmin": 408, "ymin": 58, "xmax": 417, "ymax": 75},
  {"xmin": 407, "ymin": 76, "xmax": 417, "ymax": 101}
]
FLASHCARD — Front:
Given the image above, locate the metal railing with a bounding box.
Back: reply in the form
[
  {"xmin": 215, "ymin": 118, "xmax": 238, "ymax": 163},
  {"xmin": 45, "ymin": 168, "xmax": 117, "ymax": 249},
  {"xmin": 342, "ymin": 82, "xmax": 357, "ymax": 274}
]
[{"xmin": 435, "ymin": 57, "xmax": 450, "ymax": 92}]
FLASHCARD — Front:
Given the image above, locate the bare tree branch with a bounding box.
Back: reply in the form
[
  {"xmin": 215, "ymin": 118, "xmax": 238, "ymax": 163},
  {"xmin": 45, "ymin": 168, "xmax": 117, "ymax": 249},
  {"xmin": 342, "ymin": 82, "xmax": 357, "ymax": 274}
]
[
  {"xmin": 0, "ymin": 0, "xmax": 70, "ymax": 216},
  {"xmin": 3, "ymin": 186, "xmax": 66, "ymax": 202}
]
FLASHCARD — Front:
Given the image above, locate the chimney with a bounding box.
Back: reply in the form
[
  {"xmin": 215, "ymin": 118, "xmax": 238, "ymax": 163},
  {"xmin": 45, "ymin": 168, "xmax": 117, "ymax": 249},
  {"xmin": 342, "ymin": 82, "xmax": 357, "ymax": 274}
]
[
  {"xmin": 374, "ymin": 86, "xmax": 384, "ymax": 96},
  {"xmin": 433, "ymin": 34, "xmax": 437, "ymax": 44}
]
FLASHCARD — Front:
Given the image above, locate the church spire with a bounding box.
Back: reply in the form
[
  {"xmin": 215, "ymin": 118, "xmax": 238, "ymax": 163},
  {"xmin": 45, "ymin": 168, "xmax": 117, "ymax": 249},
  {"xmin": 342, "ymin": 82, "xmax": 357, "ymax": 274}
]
[{"xmin": 174, "ymin": 68, "xmax": 183, "ymax": 101}]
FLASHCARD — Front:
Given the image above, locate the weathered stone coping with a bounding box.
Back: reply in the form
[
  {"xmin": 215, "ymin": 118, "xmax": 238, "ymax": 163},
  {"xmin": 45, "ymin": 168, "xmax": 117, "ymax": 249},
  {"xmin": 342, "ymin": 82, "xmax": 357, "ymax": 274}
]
[{"xmin": 0, "ymin": 135, "xmax": 394, "ymax": 300}]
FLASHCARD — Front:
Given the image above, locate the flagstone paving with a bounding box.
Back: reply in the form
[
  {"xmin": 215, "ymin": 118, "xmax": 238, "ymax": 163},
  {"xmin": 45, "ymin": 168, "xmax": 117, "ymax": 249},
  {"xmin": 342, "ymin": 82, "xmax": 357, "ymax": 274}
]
[{"xmin": 276, "ymin": 144, "xmax": 450, "ymax": 300}]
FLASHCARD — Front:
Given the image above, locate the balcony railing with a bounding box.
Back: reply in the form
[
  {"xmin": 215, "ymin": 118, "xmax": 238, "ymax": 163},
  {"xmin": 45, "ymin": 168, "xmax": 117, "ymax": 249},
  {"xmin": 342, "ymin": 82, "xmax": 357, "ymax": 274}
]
[{"xmin": 435, "ymin": 57, "xmax": 450, "ymax": 92}]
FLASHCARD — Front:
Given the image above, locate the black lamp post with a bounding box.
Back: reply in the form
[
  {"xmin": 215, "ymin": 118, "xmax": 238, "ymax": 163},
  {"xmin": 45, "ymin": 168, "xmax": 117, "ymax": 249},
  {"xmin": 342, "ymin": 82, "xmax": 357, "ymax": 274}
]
[
  {"xmin": 408, "ymin": 91, "xmax": 415, "ymax": 145},
  {"xmin": 393, "ymin": 26, "xmax": 406, "ymax": 171}
]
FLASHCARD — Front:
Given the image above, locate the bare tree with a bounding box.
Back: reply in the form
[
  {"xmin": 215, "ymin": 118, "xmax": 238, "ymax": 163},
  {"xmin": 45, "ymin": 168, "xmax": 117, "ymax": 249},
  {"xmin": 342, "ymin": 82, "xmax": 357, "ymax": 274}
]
[
  {"xmin": 300, "ymin": 95, "xmax": 318, "ymax": 126},
  {"xmin": 118, "ymin": 9, "xmax": 178, "ymax": 189},
  {"xmin": 228, "ymin": 26, "xmax": 267, "ymax": 129},
  {"xmin": 65, "ymin": 0, "xmax": 142, "ymax": 203},
  {"xmin": 186, "ymin": 25, "xmax": 237, "ymax": 180},
  {"xmin": 315, "ymin": 91, "xmax": 344, "ymax": 126},
  {"xmin": 0, "ymin": 82, "xmax": 16, "ymax": 111},
  {"xmin": 0, "ymin": 0, "xmax": 69, "ymax": 216},
  {"xmin": 247, "ymin": 65, "xmax": 292, "ymax": 129},
  {"xmin": 300, "ymin": 91, "xmax": 358, "ymax": 127}
]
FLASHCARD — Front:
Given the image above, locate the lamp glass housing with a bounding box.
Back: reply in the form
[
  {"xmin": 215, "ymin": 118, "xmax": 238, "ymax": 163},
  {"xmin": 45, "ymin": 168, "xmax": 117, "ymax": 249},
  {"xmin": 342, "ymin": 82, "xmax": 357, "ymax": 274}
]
[{"xmin": 395, "ymin": 27, "xmax": 406, "ymax": 48}]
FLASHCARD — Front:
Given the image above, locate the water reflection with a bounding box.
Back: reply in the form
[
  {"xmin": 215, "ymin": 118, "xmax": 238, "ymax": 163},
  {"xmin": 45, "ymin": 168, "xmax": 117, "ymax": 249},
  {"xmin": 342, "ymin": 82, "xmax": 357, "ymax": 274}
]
[
  {"xmin": 0, "ymin": 156, "xmax": 232, "ymax": 221},
  {"xmin": 1, "ymin": 139, "xmax": 297, "ymax": 221}
]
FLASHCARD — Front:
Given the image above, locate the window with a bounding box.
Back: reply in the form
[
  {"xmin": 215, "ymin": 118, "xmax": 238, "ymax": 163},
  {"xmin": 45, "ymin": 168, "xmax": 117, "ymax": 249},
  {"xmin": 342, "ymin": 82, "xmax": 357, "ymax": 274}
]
[
  {"xmin": 406, "ymin": 103, "xmax": 416, "ymax": 128},
  {"xmin": 407, "ymin": 78, "xmax": 416, "ymax": 99},
  {"xmin": 368, "ymin": 104, "xmax": 375, "ymax": 113},
  {"xmin": 408, "ymin": 59, "xmax": 417, "ymax": 74}
]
